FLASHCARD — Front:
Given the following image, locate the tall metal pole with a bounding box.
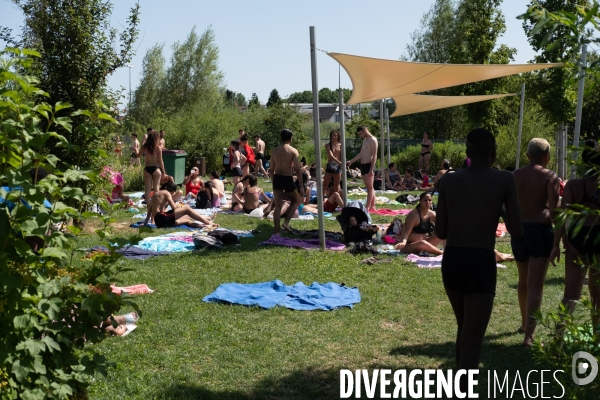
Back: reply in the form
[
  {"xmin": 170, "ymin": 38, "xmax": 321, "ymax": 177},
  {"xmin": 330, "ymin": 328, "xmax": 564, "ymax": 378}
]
[
  {"xmin": 128, "ymin": 65, "xmax": 133, "ymax": 110},
  {"xmin": 386, "ymin": 107, "xmax": 391, "ymax": 169},
  {"xmin": 571, "ymin": 44, "xmax": 587, "ymax": 179},
  {"xmin": 515, "ymin": 83, "xmax": 526, "ymax": 170},
  {"xmin": 339, "ymin": 89, "xmax": 348, "ymax": 204},
  {"xmin": 379, "ymin": 100, "xmax": 385, "ymax": 175},
  {"xmin": 310, "ymin": 26, "xmax": 325, "ymax": 250}
]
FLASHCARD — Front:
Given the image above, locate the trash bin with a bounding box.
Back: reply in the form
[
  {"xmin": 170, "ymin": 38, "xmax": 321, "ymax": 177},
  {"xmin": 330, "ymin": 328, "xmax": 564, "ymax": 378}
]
[
  {"xmin": 195, "ymin": 157, "xmax": 206, "ymax": 176},
  {"xmin": 162, "ymin": 150, "xmax": 187, "ymax": 184}
]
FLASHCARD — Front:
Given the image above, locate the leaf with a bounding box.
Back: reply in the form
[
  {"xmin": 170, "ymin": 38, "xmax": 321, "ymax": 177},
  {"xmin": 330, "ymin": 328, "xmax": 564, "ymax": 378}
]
[
  {"xmin": 97, "ymin": 112, "xmax": 117, "ymax": 123},
  {"xmin": 41, "ymin": 336, "xmax": 61, "ymax": 353},
  {"xmin": 13, "ymin": 314, "xmax": 32, "ymax": 330},
  {"xmin": 45, "ymin": 154, "xmax": 60, "ymax": 168},
  {"xmin": 54, "ymin": 116, "xmax": 72, "ymax": 133},
  {"xmin": 54, "ymin": 101, "xmax": 72, "ymax": 113},
  {"xmin": 11, "ymin": 359, "xmax": 31, "ymax": 383},
  {"xmin": 16, "ymin": 339, "xmax": 46, "ymax": 356}
]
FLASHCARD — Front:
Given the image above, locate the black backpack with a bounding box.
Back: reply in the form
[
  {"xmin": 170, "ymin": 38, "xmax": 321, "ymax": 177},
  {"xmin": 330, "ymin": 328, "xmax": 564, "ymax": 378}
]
[{"xmin": 208, "ymin": 229, "xmax": 239, "ymax": 245}]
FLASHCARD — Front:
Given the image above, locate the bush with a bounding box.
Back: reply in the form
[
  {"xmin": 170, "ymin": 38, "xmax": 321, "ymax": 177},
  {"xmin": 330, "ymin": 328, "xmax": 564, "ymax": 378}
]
[
  {"xmin": 495, "ymin": 103, "xmax": 556, "ymax": 170},
  {"xmin": 392, "ymin": 141, "xmax": 467, "ymax": 173},
  {"xmin": 1, "ymin": 48, "xmax": 140, "ymax": 399}
]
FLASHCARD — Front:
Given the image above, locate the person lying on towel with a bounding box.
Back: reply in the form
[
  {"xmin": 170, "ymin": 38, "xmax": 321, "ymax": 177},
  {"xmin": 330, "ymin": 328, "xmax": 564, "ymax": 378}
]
[{"xmin": 143, "ymin": 182, "xmax": 218, "ymax": 229}]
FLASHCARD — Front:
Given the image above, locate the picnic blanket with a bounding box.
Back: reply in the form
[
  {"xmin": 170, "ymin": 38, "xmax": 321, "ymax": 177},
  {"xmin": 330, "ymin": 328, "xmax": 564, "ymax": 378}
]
[
  {"xmin": 111, "ymin": 284, "xmax": 155, "ymax": 295},
  {"xmin": 129, "ymin": 221, "xmax": 199, "ymax": 230},
  {"xmin": 369, "ymin": 209, "xmax": 412, "ymax": 216},
  {"xmin": 88, "ymin": 245, "xmax": 173, "ymax": 260},
  {"xmin": 203, "ymin": 280, "xmax": 361, "ymax": 310},
  {"xmin": 406, "ymin": 254, "xmax": 506, "ymax": 269},
  {"xmin": 259, "ymin": 234, "xmax": 345, "ymax": 250}
]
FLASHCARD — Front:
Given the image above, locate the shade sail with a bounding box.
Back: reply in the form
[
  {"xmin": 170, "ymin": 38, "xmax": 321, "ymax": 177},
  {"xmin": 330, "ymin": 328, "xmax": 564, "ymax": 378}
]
[
  {"xmin": 328, "ymin": 52, "xmax": 562, "ymax": 104},
  {"xmin": 391, "ymin": 93, "xmax": 516, "ymax": 117}
]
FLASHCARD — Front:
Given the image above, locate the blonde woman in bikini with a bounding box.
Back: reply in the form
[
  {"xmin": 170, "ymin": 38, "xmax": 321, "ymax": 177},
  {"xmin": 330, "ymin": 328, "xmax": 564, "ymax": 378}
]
[{"xmin": 418, "ymin": 131, "xmax": 433, "ymax": 174}]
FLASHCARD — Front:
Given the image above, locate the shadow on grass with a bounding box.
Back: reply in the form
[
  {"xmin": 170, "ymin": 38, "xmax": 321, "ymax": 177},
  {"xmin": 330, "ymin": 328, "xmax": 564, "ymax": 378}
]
[
  {"xmin": 153, "ymin": 341, "xmax": 579, "ymax": 400},
  {"xmin": 508, "ymin": 276, "xmax": 565, "ymax": 290}
]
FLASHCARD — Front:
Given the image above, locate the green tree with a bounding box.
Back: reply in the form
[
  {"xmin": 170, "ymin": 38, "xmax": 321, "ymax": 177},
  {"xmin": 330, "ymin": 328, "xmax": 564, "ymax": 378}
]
[
  {"xmin": 160, "ymin": 26, "xmax": 223, "ymax": 112},
  {"xmin": 266, "ymin": 88, "xmax": 282, "ymax": 107},
  {"xmin": 1, "ymin": 0, "xmax": 140, "ymax": 166},
  {"xmin": 248, "ymin": 93, "xmax": 260, "ymax": 108},
  {"xmin": 224, "ymin": 89, "xmax": 246, "ymax": 107},
  {"xmin": 521, "ymin": 0, "xmax": 589, "ymax": 126},
  {"xmin": 286, "ymin": 88, "xmax": 351, "ymax": 103},
  {"xmin": 287, "ymin": 90, "xmax": 312, "ymax": 103},
  {"xmin": 130, "ymin": 44, "xmax": 166, "ymax": 125},
  {"xmin": 405, "ymin": 0, "xmax": 455, "ymax": 64}
]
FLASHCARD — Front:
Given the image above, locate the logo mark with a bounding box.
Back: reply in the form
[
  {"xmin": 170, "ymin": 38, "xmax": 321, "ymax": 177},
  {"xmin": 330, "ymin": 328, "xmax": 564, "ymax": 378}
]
[{"xmin": 571, "ymin": 351, "xmax": 598, "ymax": 386}]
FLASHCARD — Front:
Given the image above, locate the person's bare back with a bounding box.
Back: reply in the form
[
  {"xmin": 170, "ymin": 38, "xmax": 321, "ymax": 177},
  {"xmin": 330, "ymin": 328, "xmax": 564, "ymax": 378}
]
[
  {"xmin": 271, "ymin": 144, "xmax": 299, "ymax": 176},
  {"xmin": 513, "ymin": 165, "xmax": 559, "ymax": 225},
  {"xmin": 147, "ymin": 190, "xmax": 173, "ymax": 218},
  {"xmin": 437, "ymin": 167, "xmax": 521, "ymax": 250}
]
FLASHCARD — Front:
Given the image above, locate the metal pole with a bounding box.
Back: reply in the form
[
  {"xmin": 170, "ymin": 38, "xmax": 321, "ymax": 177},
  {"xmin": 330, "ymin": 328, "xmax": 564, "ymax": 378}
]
[
  {"xmin": 563, "ymin": 124, "xmax": 568, "ymax": 179},
  {"xmin": 128, "ymin": 65, "xmax": 132, "ymax": 110},
  {"xmin": 310, "ymin": 26, "xmax": 325, "ymax": 250},
  {"xmin": 571, "ymin": 44, "xmax": 587, "ymax": 179},
  {"xmin": 379, "ymin": 99, "xmax": 385, "ymax": 176},
  {"xmin": 386, "ymin": 107, "xmax": 391, "ymax": 169},
  {"xmin": 515, "ymin": 83, "xmax": 526, "ymax": 170},
  {"xmin": 339, "ymin": 89, "xmax": 348, "ymax": 204}
]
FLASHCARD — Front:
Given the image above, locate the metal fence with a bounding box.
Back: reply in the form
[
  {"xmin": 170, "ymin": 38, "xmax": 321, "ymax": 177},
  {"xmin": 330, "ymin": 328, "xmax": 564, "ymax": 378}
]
[{"xmin": 319, "ymin": 138, "xmax": 465, "ymax": 153}]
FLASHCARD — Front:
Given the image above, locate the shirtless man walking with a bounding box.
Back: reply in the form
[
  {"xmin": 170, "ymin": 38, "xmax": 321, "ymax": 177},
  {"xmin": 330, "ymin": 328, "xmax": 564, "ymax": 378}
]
[
  {"xmin": 253, "ymin": 134, "xmax": 269, "ymax": 177},
  {"xmin": 143, "ymin": 182, "xmax": 216, "ymax": 228},
  {"xmin": 130, "ymin": 133, "xmax": 140, "ymax": 167},
  {"xmin": 347, "ymin": 125, "xmax": 377, "ymax": 211},
  {"xmin": 436, "ymin": 128, "xmax": 523, "ymax": 392},
  {"xmin": 269, "ymin": 129, "xmax": 305, "ymax": 234},
  {"xmin": 512, "ymin": 138, "xmax": 560, "ymax": 347}
]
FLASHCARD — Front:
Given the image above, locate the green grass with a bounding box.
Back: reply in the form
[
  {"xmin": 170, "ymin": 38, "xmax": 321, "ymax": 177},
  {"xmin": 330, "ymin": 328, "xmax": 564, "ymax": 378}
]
[{"xmin": 83, "ymin": 180, "xmax": 585, "ymax": 399}]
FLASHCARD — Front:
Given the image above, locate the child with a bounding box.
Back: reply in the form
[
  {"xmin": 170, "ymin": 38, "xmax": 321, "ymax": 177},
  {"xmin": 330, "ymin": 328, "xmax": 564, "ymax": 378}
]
[
  {"xmin": 110, "ymin": 172, "xmax": 133, "ymax": 205},
  {"xmin": 400, "ymin": 168, "xmax": 417, "ymax": 191}
]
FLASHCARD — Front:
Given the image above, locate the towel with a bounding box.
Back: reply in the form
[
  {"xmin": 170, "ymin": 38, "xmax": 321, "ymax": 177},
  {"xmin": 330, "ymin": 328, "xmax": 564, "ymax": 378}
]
[
  {"xmin": 406, "ymin": 254, "xmax": 506, "ymax": 269},
  {"xmin": 111, "ymin": 284, "xmax": 155, "ymax": 295},
  {"xmin": 203, "ymin": 280, "xmax": 361, "ymax": 310},
  {"xmin": 369, "ymin": 209, "xmax": 412, "ymax": 216},
  {"xmin": 259, "ymin": 234, "xmax": 345, "ymax": 251},
  {"xmin": 496, "ymin": 223, "xmax": 507, "ymax": 237}
]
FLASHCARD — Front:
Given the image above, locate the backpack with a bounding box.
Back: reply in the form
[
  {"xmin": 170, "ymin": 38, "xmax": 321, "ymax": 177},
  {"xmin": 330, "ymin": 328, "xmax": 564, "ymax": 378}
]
[
  {"xmin": 208, "ymin": 229, "xmax": 239, "ymax": 245},
  {"xmin": 192, "ymin": 233, "xmax": 223, "ymax": 249},
  {"xmin": 196, "ymin": 191, "xmax": 211, "ymax": 209}
]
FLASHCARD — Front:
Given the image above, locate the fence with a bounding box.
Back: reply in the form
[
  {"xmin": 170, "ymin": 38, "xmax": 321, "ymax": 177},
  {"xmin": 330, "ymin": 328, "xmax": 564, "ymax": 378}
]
[{"xmin": 319, "ymin": 138, "xmax": 466, "ymax": 153}]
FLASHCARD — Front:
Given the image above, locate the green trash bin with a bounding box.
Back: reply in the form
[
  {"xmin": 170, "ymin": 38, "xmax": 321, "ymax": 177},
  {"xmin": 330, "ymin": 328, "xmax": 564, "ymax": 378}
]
[{"xmin": 162, "ymin": 150, "xmax": 187, "ymax": 184}]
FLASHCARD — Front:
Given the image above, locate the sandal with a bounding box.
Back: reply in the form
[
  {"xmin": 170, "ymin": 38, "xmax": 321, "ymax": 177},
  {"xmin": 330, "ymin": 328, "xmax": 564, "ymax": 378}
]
[{"xmin": 123, "ymin": 312, "xmax": 139, "ymax": 325}]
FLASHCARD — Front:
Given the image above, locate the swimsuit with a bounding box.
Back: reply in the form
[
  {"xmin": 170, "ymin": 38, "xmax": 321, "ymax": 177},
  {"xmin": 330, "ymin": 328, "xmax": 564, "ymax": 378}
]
[
  {"xmin": 389, "ymin": 172, "xmax": 401, "ymax": 186},
  {"xmin": 256, "ymin": 152, "xmax": 265, "ymax": 162},
  {"xmin": 326, "ymin": 161, "xmax": 342, "ymax": 174},
  {"xmin": 232, "ymin": 167, "xmax": 243, "ymax": 177},
  {"xmin": 273, "ymin": 174, "xmax": 297, "ymax": 193},
  {"xmin": 359, "ymin": 163, "xmax": 371, "ymax": 175},
  {"xmin": 145, "ymin": 166, "xmax": 160, "ymax": 175},
  {"xmin": 411, "ymin": 212, "xmax": 434, "ymax": 235},
  {"xmin": 154, "ymin": 210, "xmax": 175, "ymax": 228},
  {"xmin": 511, "ymin": 223, "xmax": 554, "ymax": 262},
  {"xmin": 420, "ymin": 143, "xmax": 431, "ymax": 157},
  {"xmin": 442, "ymin": 246, "xmax": 497, "ymax": 295},
  {"xmin": 185, "ymin": 180, "xmax": 201, "ymax": 196},
  {"xmin": 243, "ymin": 207, "xmax": 256, "ymax": 214},
  {"xmin": 323, "ymin": 199, "xmax": 337, "ymax": 212}
]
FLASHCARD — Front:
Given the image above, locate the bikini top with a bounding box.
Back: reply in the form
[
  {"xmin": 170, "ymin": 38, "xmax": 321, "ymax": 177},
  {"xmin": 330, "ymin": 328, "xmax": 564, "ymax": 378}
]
[
  {"xmin": 389, "ymin": 171, "xmax": 401, "ymax": 184},
  {"xmin": 580, "ymin": 180, "xmax": 600, "ymax": 208},
  {"xmin": 421, "ymin": 143, "xmax": 431, "ymax": 149},
  {"xmin": 412, "ymin": 211, "xmax": 434, "ymax": 235},
  {"xmin": 244, "ymin": 187, "xmax": 261, "ymax": 201}
]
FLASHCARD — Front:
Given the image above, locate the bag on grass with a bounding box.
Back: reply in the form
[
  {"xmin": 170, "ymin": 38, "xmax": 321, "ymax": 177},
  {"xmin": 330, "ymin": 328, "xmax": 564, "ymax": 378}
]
[
  {"xmin": 208, "ymin": 229, "xmax": 239, "ymax": 245},
  {"xmin": 192, "ymin": 233, "xmax": 223, "ymax": 249}
]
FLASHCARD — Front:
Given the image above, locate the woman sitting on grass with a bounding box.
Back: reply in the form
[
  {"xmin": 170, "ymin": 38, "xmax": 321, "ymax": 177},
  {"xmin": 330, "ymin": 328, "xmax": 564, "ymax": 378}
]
[
  {"xmin": 384, "ymin": 163, "xmax": 403, "ymax": 191},
  {"xmin": 394, "ymin": 192, "xmax": 443, "ymax": 254},
  {"xmin": 241, "ymin": 175, "xmax": 271, "ymax": 214},
  {"xmin": 399, "ymin": 168, "xmax": 417, "ymax": 191}
]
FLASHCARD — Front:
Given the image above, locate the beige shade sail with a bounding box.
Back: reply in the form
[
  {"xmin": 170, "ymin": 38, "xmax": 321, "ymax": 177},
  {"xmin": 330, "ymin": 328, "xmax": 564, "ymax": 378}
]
[
  {"xmin": 328, "ymin": 52, "xmax": 562, "ymax": 104},
  {"xmin": 391, "ymin": 93, "xmax": 516, "ymax": 117}
]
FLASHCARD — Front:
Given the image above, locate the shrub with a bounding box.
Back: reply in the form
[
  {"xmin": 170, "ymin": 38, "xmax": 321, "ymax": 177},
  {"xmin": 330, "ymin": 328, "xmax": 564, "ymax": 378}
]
[
  {"xmin": 391, "ymin": 141, "xmax": 466, "ymax": 173},
  {"xmin": 1, "ymin": 48, "xmax": 141, "ymax": 399}
]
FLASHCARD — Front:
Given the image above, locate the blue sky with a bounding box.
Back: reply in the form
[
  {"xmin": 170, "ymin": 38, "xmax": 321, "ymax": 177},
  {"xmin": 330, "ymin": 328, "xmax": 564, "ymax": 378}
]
[{"xmin": 1, "ymin": 0, "xmax": 537, "ymax": 106}]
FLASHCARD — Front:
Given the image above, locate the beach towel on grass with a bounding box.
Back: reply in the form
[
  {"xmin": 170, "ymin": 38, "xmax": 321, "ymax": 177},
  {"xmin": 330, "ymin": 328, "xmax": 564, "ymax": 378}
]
[
  {"xmin": 369, "ymin": 209, "xmax": 412, "ymax": 216},
  {"xmin": 406, "ymin": 254, "xmax": 506, "ymax": 269},
  {"xmin": 129, "ymin": 221, "xmax": 198, "ymax": 230},
  {"xmin": 111, "ymin": 284, "xmax": 155, "ymax": 295},
  {"xmin": 90, "ymin": 245, "xmax": 173, "ymax": 260},
  {"xmin": 259, "ymin": 234, "xmax": 345, "ymax": 250},
  {"xmin": 203, "ymin": 280, "xmax": 360, "ymax": 310}
]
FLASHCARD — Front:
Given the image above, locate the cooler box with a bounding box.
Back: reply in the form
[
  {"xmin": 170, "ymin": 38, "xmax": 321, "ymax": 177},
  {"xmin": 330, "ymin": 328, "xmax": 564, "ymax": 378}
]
[{"xmin": 162, "ymin": 150, "xmax": 187, "ymax": 184}]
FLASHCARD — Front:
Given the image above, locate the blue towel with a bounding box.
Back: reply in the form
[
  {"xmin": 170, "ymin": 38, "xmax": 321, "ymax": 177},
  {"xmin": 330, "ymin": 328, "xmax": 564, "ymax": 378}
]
[{"xmin": 203, "ymin": 280, "xmax": 361, "ymax": 311}]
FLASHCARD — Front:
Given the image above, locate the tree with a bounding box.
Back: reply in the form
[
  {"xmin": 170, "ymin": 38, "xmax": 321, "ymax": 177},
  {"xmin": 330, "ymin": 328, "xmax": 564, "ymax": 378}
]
[
  {"xmin": 406, "ymin": 0, "xmax": 455, "ymax": 63},
  {"xmin": 160, "ymin": 26, "xmax": 223, "ymax": 112},
  {"xmin": 266, "ymin": 88, "xmax": 282, "ymax": 107},
  {"xmin": 225, "ymin": 90, "xmax": 246, "ymax": 107},
  {"xmin": 521, "ymin": 0, "xmax": 589, "ymax": 126},
  {"xmin": 286, "ymin": 88, "xmax": 351, "ymax": 103},
  {"xmin": 130, "ymin": 44, "xmax": 166, "ymax": 125},
  {"xmin": 1, "ymin": 0, "xmax": 140, "ymax": 166},
  {"xmin": 248, "ymin": 93, "xmax": 260, "ymax": 108}
]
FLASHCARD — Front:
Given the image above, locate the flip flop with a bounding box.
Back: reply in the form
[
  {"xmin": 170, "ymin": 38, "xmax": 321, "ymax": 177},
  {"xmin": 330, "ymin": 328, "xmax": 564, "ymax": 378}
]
[{"xmin": 123, "ymin": 312, "xmax": 138, "ymax": 325}]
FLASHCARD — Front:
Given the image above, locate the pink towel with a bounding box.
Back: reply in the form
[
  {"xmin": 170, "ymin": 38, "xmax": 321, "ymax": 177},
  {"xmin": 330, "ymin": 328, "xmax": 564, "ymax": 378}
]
[
  {"xmin": 111, "ymin": 284, "xmax": 155, "ymax": 295},
  {"xmin": 369, "ymin": 209, "xmax": 411, "ymax": 216}
]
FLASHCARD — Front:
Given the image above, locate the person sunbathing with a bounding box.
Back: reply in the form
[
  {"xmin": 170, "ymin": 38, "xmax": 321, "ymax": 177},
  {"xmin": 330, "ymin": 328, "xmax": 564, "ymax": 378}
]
[
  {"xmin": 143, "ymin": 182, "xmax": 217, "ymax": 228},
  {"xmin": 241, "ymin": 175, "xmax": 271, "ymax": 214},
  {"xmin": 384, "ymin": 163, "xmax": 403, "ymax": 191},
  {"xmin": 101, "ymin": 312, "xmax": 139, "ymax": 336},
  {"xmin": 394, "ymin": 192, "xmax": 443, "ymax": 254}
]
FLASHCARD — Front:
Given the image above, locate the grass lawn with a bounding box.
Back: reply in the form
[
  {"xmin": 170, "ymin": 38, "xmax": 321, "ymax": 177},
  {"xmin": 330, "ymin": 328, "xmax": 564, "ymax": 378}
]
[{"xmin": 83, "ymin": 178, "xmax": 588, "ymax": 399}]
